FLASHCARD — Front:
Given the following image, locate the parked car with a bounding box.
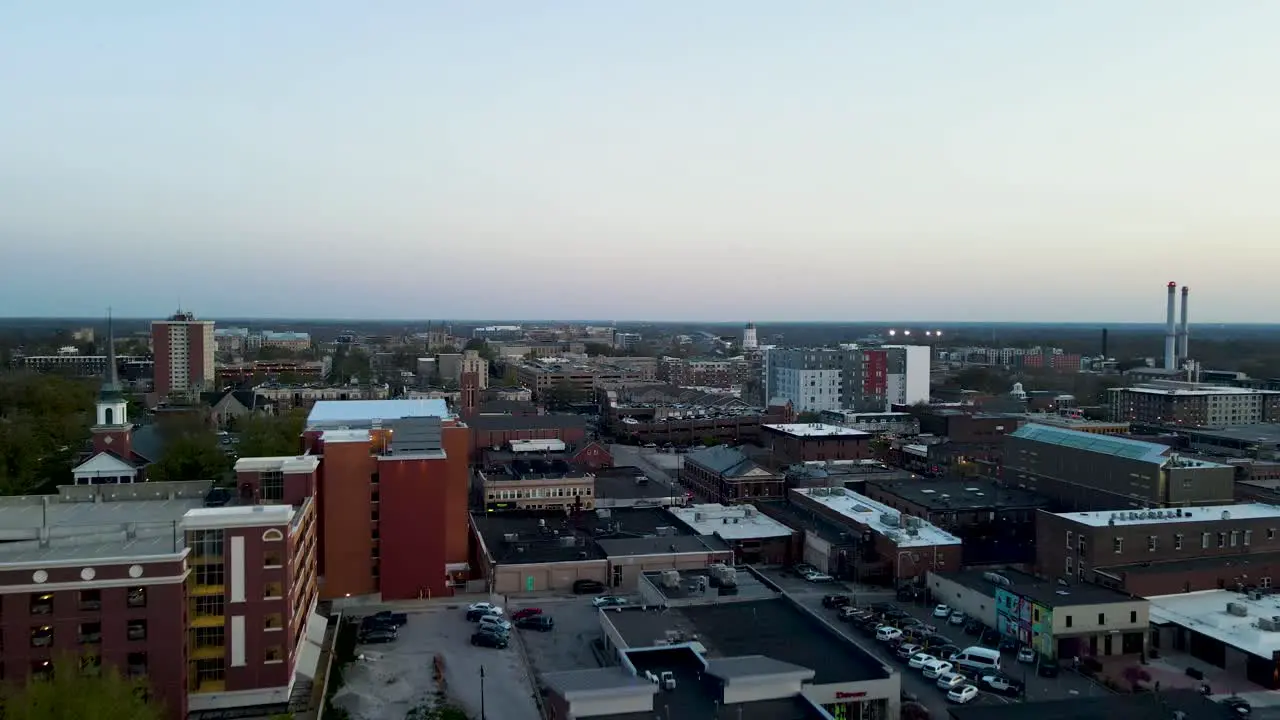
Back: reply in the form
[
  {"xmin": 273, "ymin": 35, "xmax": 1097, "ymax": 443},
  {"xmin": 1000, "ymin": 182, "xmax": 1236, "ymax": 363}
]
[
  {"xmin": 804, "ymin": 571, "xmax": 835, "ymax": 583},
  {"xmin": 479, "ymin": 616, "xmax": 513, "ymax": 635},
  {"xmin": 573, "ymin": 579, "xmax": 606, "ymax": 594},
  {"xmin": 471, "ymin": 631, "xmax": 508, "ymax": 649},
  {"xmin": 823, "ymin": 594, "xmax": 852, "ymax": 609},
  {"xmin": 516, "ymin": 615, "xmax": 555, "ymax": 632},
  {"xmin": 791, "ymin": 564, "xmax": 818, "ymax": 576},
  {"xmin": 999, "ymin": 636, "xmax": 1019, "ymax": 652},
  {"xmin": 896, "ymin": 643, "xmax": 923, "ymax": 660},
  {"xmin": 908, "ymin": 653, "xmax": 935, "ymax": 670},
  {"xmin": 511, "ymin": 608, "xmax": 543, "ymax": 621},
  {"xmin": 963, "ymin": 618, "xmax": 985, "ymax": 636},
  {"xmin": 359, "ymin": 629, "xmax": 397, "ymax": 644},
  {"xmin": 838, "ymin": 606, "xmax": 863, "ymax": 621},
  {"xmin": 980, "ymin": 674, "xmax": 1024, "ymax": 697},
  {"xmin": 947, "ymin": 685, "xmax": 979, "ymax": 704},
  {"xmin": 361, "ymin": 616, "xmax": 398, "ymax": 633},
  {"xmin": 922, "ymin": 659, "xmax": 954, "ymax": 680},
  {"xmin": 933, "ymin": 604, "xmax": 952, "ymax": 618},
  {"xmin": 1037, "ymin": 661, "xmax": 1060, "ymax": 678},
  {"xmin": 369, "ymin": 611, "xmax": 408, "ymax": 627},
  {"xmin": 933, "ymin": 645, "xmax": 962, "ymax": 662},
  {"xmin": 1017, "ymin": 646, "xmax": 1036, "ymax": 663},
  {"xmin": 467, "ymin": 602, "xmax": 504, "ymax": 616},
  {"xmin": 592, "ymin": 596, "xmax": 629, "ymax": 608},
  {"xmin": 948, "ymin": 612, "xmax": 967, "ymax": 626},
  {"xmin": 467, "ymin": 607, "xmax": 504, "ymax": 622},
  {"xmin": 1221, "ymin": 697, "xmax": 1253, "ymax": 716},
  {"xmin": 875, "ymin": 626, "xmax": 903, "ymax": 643},
  {"xmin": 936, "ymin": 672, "xmax": 966, "ymax": 691}
]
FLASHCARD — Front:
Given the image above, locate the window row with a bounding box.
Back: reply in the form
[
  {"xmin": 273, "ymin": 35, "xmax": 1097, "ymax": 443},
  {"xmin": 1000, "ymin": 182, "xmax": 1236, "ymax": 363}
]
[
  {"xmin": 30, "ymin": 587, "xmax": 147, "ymax": 615},
  {"xmin": 25, "ymin": 653, "xmax": 148, "ymax": 681},
  {"xmin": 27, "ymin": 619, "xmax": 149, "ymax": 647},
  {"xmin": 1108, "ymin": 529, "xmax": 1258, "ymax": 554}
]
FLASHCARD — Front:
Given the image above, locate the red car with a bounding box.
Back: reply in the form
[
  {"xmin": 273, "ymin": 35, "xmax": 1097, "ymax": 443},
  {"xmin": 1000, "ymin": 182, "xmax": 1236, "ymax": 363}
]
[{"xmin": 511, "ymin": 608, "xmax": 543, "ymax": 621}]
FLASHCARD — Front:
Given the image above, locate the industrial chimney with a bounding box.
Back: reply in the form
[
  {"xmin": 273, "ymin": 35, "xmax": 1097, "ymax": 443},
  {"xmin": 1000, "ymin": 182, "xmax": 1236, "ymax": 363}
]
[
  {"xmin": 1164, "ymin": 282, "xmax": 1177, "ymax": 370},
  {"xmin": 1177, "ymin": 286, "xmax": 1190, "ymax": 362}
]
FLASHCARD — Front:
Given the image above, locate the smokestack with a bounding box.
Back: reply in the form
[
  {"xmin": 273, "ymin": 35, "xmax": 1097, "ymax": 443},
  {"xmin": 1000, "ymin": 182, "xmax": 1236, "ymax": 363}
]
[
  {"xmin": 1101, "ymin": 328, "xmax": 1108, "ymax": 359},
  {"xmin": 1164, "ymin": 281, "xmax": 1177, "ymax": 370},
  {"xmin": 1178, "ymin": 286, "xmax": 1189, "ymax": 361}
]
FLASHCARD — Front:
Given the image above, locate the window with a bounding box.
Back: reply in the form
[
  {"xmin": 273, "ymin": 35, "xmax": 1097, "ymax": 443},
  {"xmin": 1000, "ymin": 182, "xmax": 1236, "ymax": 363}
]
[
  {"xmin": 1098, "ymin": 613, "xmax": 1106, "ymax": 625},
  {"xmin": 1263, "ymin": 577, "xmax": 1273, "ymax": 589},
  {"xmin": 127, "ymin": 619, "xmax": 147, "ymax": 641},
  {"xmin": 194, "ymin": 562, "xmax": 224, "ymax": 588},
  {"xmin": 30, "ymin": 625, "xmax": 53, "ymax": 648},
  {"xmin": 1113, "ymin": 537, "xmax": 1123, "ymax": 554},
  {"xmin": 1245, "ymin": 530, "xmax": 1253, "ymax": 546},
  {"xmin": 127, "ymin": 587, "xmax": 146, "ymax": 609},
  {"xmin": 265, "ymin": 645, "xmax": 284, "ymax": 663},
  {"xmin": 1231, "ymin": 531, "xmax": 1239, "ymax": 548},
  {"xmin": 193, "ymin": 595, "xmax": 223, "ymax": 619},
  {"xmin": 1269, "ymin": 528, "xmax": 1276, "ymax": 540},
  {"xmin": 79, "ymin": 622, "xmax": 102, "ymax": 645},
  {"xmin": 260, "ymin": 470, "xmax": 284, "ymax": 502},
  {"xmin": 1218, "ymin": 532, "xmax": 1227, "ymax": 548},
  {"xmin": 79, "ymin": 589, "xmax": 102, "ymax": 611},
  {"xmin": 1130, "ymin": 611, "xmax": 1138, "ymax": 623},
  {"xmin": 30, "ymin": 593, "xmax": 53, "ymax": 615},
  {"xmin": 189, "ymin": 529, "xmax": 224, "ymax": 559},
  {"xmin": 1065, "ymin": 615, "xmax": 1073, "ymax": 628},
  {"xmin": 1066, "ymin": 557, "xmax": 1073, "ymax": 575},
  {"xmin": 1174, "ymin": 533, "xmax": 1183, "ymax": 550},
  {"xmin": 1148, "ymin": 535, "xmax": 1157, "ymax": 552},
  {"xmin": 265, "ymin": 613, "xmax": 284, "ymax": 630},
  {"xmin": 1203, "ymin": 532, "xmax": 1211, "ymax": 549},
  {"xmin": 263, "ymin": 528, "xmax": 284, "ymax": 542},
  {"xmin": 1066, "ymin": 531, "xmax": 1073, "ymax": 549},
  {"xmin": 31, "ymin": 660, "xmax": 53, "ymax": 681},
  {"xmin": 263, "ymin": 551, "xmax": 283, "ymax": 568},
  {"xmin": 264, "ymin": 582, "xmax": 284, "ymax": 600},
  {"xmin": 193, "ymin": 627, "xmax": 225, "ymax": 649},
  {"xmin": 194, "ymin": 658, "xmax": 224, "ymax": 690}
]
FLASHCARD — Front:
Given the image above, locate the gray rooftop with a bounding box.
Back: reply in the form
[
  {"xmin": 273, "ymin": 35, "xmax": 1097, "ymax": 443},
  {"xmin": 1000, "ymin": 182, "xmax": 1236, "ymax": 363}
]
[
  {"xmin": 540, "ymin": 667, "xmax": 656, "ymax": 697},
  {"xmin": 597, "ymin": 535, "xmax": 729, "ymax": 557},
  {"xmin": 1011, "ymin": 423, "xmax": 1173, "ymax": 464},
  {"xmin": 685, "ymin": 445, "xmax": 767, "ymax": 477},
  {"xmin": 704, "ymin": 655, "xmax": 815, "ymax": 682},
  {"xmin": 0, "ymin": 496, "xmax": 203, "ymax": 564}
]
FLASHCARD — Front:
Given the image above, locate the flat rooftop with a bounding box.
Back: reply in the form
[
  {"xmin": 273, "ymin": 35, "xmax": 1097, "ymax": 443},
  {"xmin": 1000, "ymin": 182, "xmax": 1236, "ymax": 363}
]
[
  {"xmin": 1053, "ymin": 503, "xmax": 1280, "ymax": 528},
  {"xmin": 763, "ymin": 423, "xmax": 871, "ymax": 438},
  {"xmin": 1149, "ymin": 589, "xmax": 1280, "ymax": 659},
  {"xmin": 946, "ymin": 689, "xmax": 1233, "ymax": 720},
  {"xmin": 621, "ymin": 647, "xmax": 822, "ymax": 720},
  {"xmin": 471, "ymin": 508, "xmax": 698, "ymax": 564},
  {"xmin": 667, "ymin": 504, "xmax": 795, "ymax": 540},
  {"xmin": 1011, "ymin": 423, "xmax": 1231, "ymax": 468},
  {"xmin": 306, "ymin": 399, "xmax": 450, "ymax": 428},
  {"xmin": 1180, "ymin": 423, "xmax": 1280, "ymax": 445},
  {"xmin": 605, "ymin": 598, "xmax": 892, "ymax": 685},
  {"xmin": 792, "ymin": 487, "xmax": 962, "ymax": 548},
  {"xmin": 640, "ymin": 568, "xmax": 779, "ymax": 603},
  {"xmin": 755, "ymin": 500, "xmax": 860, "ymax": 547},
  {"xmin": 1117, "ymin": 385, "xmax": 1280, "ymax": 397},
  {"xmin": 594, "ymin": 472, "xmax": 684, "ymax": 501},
  {"xmin": 938, "ymin": 568, "xmax": 1138, "ymax": 608},
  {"xmin": 867, "ymin": 478, "xmax": 1050, "ymax": 512}
]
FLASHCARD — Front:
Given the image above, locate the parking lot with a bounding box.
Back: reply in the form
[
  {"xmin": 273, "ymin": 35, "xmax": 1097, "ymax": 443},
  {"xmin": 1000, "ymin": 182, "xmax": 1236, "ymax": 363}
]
[
  {"xmin": 514, "ymin": 596, "xmax": 617, "ymax": 675},
  {"xmin": 332, "ymin": 606, "xmax": 540, "ymax": 720}
]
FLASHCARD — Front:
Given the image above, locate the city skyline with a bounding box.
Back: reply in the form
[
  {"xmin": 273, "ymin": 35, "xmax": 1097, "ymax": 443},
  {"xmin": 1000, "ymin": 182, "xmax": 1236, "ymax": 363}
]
[{"xmin": 4, "ymin": 2, "xmax": 1280, "ymax": 321}]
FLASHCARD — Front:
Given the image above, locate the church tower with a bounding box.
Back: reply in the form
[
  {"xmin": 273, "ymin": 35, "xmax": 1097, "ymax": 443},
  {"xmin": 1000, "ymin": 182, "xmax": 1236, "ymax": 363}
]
[{"xmin": 92, "ymin": 311, "xmax": 133, "ymax": 458}]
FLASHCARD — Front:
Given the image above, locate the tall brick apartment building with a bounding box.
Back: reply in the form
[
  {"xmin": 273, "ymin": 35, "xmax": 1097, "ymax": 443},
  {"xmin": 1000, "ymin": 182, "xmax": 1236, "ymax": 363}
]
[
  {"xmin": 0, "ymin": 480, "xmax": 320, "ymax": 720},
  {"xmin": 151, "ymin": 310, "xmax": 216, "ymax": 401},
  {"xmin": 1037, "ymin": 503, "xmax": 1280, "ymax": 596},
  {"xmin": 284, "ymin": 399, "xmax": 472, "ymax": 600}
]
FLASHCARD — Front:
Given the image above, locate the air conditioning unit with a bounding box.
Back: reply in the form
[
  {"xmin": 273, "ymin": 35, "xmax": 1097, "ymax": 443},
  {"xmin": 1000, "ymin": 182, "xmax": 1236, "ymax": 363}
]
[{"xmin": 1227, "ymin": 602, "xmax": 1249, "ymax": 617}]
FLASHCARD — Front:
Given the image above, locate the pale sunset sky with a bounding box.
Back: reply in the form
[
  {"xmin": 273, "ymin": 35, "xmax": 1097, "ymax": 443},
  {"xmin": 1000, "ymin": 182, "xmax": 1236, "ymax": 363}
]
[{"xmin": 2, "ymin": 2, "xmax": 1279, "ymax": 321}]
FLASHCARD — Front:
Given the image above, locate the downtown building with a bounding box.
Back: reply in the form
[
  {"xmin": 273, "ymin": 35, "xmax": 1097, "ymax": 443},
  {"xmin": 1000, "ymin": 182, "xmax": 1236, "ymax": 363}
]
[
  {"xmin": 0, "ymin": 479, "xmax": 320, "ymax": 720},
  {"xmin": 152, "ymin": 310, "xmax": 216, "ymax": 401},
  {"xmin": 763, "ymin": 345, "xmax": 930, "ymax": 414}
]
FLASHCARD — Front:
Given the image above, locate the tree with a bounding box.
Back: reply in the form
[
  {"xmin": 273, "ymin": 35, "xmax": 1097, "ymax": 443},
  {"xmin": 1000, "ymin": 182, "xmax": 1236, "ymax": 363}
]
[
  {"xmin": 0, "ymin": 372, "xmax": 96, "ymax": 495},
  {"xmin": 1, "ymin": 655, "xmax": 164, "ymax": 720},
  {"xmin": 237, "ymin": 410, "xmax": 307, "ymax": 457},
  {"xmin": 148, "ymin": 418, "xmax": 231, "ymax": 482},
  {"xmin": 545, "ymin": 381, "xmax": 585, "ymax": 408},
  {"xmin": 463, "ymin": 338, "xmax": 496, "ymax": 363}
]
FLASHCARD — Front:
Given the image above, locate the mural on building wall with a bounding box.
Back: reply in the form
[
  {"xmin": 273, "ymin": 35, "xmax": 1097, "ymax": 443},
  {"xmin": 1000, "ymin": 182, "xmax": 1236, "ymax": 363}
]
[
  {"xmin": 1031, "ymin": 603, "xmax": 1054, "ymax": 658},
  {"xmin": 995, "ymin": 588, "xmax": 1033, "ymax": 644}
]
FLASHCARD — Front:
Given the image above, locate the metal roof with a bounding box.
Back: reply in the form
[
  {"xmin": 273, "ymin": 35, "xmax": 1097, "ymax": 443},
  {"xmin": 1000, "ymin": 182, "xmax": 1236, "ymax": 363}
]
[{"xmin": 1010, "ymin": 423, "xmax": 1171, "ymax": 463}]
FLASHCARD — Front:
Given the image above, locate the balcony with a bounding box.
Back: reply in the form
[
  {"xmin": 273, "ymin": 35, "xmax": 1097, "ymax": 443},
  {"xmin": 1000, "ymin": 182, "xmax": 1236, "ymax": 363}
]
[
  {"xmin": 190, "ymin": 645, "xmax": 226, "ymax": 661},
  {"xmin": 189, "ymin": 583, "xmax": 225, "ymax": 597}
]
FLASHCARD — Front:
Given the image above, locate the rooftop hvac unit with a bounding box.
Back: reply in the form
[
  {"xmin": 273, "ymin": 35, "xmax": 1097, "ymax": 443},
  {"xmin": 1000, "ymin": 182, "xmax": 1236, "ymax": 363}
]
[
  {"xmin": 1259, "ymin": 617, "xmax": 1280, "ymax": 632},
  {"xmin": 831, "ymin": 487, "xmax": 846, "ymax": 495},
  {"xmin": 1227, "ymin": 602, "xmax": 1249, "ymax": 617},
  {"xmin": 661, "ymin": 570, "xmax": 680, "ymax": 588},
  {"xmin": 503, "ymin": 533, "xmax": 519, "ymax": 543},
  {"xmin": 719, "ymin": 567, "xmax": 738, "ymax": 587},
  {"xmin": 1250, "ymin": 591, "xmax": 1264, "ymax": 601},
  {"xmin": 880, "ymin": 513, "xmax": 900, "ymax": 527},
  {"xmin": 743, "ymin": 506, "xmax": 755, "ymax": 517},
  {"xmin": 694, "ymin": 512, "xmax": 703, "ymax": 522}
]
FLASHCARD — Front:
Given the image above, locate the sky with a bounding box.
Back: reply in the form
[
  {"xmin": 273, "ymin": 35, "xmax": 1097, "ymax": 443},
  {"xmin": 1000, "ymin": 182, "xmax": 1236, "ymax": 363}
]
[{"xmin": 3, "ymin": 2, "xmax": 1280, "ymax": 322}]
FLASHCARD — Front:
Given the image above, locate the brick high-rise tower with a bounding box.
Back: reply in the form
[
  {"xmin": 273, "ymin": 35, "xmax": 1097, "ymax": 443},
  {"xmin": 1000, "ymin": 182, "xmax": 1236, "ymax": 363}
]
[{"xmin": 151, "ymin": 310, "xmax": 215, "ymax": 401}]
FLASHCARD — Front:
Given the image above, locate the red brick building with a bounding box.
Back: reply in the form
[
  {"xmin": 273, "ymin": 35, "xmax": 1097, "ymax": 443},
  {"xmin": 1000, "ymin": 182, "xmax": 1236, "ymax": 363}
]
[
  {"xmin": 1036, "ymin": 504, "xmax": 1280, "ymax": 596},
  {"xmin": 151, "ymin": 311, "xmax": 215, "ymax": 401},
  {"xmin": 289, "ymin": 399, "xmax": 472, "ymax": 600},
  {"xmin": 0, "ymin": 479, "xmax": 320, "ymax": 720},
  {"xmin": 761, "ymin": 423, "xmax": 873, "ymax": 466},
  {"xmin": 789, "ymin": 487, "xmax": 963, "ymax": 584},
  {"xmin": 467, "ymin": 413, "xmax": 588, "ymax": 461}
]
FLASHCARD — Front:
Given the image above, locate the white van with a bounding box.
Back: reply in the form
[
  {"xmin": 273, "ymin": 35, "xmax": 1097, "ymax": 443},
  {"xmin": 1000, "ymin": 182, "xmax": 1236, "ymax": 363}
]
[{"xmin": 953, "ymin": 646, "xmax": 1001, "ymax": 673}]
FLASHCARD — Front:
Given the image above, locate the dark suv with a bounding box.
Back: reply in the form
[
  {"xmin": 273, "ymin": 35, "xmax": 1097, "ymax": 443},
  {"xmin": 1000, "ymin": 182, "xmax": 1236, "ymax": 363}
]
[
  {"xmin": 471, "ymin": 631, "xmax": 508, "ymax": 649},
  {"xmin": 822, "ymin": 595, "xmax": 852, "ymax": 609},
  {"xmin": 573, "ymin": 579, "xmax": 606, "ymax": 594}
]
